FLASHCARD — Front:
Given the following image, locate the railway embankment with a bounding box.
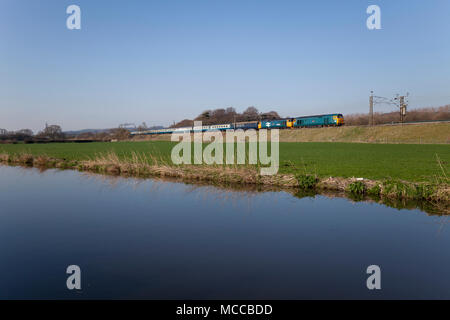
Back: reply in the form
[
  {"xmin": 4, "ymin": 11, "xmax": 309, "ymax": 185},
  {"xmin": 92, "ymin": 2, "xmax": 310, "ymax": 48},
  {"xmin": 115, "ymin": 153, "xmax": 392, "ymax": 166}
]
[
  {"xmin": 280, "ymin": 122, "xmax": 450, "ymax": 144},
  {"xmin": 131, "ymin": 122, "xmax": 450, "ymax": 144}
]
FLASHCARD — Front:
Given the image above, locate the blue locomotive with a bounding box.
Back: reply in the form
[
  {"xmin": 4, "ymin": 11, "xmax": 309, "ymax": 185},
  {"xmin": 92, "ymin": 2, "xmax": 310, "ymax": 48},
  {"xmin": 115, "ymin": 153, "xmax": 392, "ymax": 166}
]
[{"xmin": 292, "ymin": 113, "xmax": 344, "ymax": 128}]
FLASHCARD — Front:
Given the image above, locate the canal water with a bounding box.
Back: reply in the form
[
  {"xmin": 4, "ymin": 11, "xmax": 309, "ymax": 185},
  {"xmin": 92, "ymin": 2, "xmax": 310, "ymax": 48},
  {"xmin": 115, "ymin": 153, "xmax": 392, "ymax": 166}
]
[{"xmin": 0, "ymin": 165, "xmax": 449, "ymax": 299}]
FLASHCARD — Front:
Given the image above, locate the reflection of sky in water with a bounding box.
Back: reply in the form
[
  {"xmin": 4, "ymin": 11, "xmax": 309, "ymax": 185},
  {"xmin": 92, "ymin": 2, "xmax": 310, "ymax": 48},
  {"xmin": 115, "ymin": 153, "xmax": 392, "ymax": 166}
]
[{"xmin": 0, "ymin": 166, "xmax": 449, "ymax": 299}]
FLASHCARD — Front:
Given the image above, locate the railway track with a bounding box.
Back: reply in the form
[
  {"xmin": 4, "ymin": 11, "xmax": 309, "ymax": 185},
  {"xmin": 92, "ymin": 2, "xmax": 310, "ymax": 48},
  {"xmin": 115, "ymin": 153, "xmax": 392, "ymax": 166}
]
[{"xmin": 345, "ymin": 119, "xmax": 450, "ymax": 127}]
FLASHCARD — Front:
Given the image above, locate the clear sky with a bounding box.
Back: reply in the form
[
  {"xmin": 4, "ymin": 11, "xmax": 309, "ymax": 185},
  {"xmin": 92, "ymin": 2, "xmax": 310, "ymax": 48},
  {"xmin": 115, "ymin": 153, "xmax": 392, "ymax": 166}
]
[{"xmin": 1, "ymin": 0, "xmax": 449, "ymax": 132}]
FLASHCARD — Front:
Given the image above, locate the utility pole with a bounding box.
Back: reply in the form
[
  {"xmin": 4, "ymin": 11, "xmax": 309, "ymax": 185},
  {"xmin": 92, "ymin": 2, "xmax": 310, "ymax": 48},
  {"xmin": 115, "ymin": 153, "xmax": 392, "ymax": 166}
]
[
  {"xmin": 399, "ymin": 96, "xmax": 407, "ymax": 123},
  {"xmin": 394, "ymin": 94, "xmax": 408, "ymax": 123},
  {"xmin": 369, "ymin": 91, "xmax": 374, "ymax": 126},
  {"xmin": 369, "ymin": 91, "xmax": 409, "ymax": 125}
]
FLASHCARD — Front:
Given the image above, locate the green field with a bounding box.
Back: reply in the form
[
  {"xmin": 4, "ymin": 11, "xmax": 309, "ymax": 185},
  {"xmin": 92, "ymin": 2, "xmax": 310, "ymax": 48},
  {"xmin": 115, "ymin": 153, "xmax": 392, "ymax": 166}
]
[{"xmin": 1, "ymin": 141, "xmax": 449, "ymax": 182}]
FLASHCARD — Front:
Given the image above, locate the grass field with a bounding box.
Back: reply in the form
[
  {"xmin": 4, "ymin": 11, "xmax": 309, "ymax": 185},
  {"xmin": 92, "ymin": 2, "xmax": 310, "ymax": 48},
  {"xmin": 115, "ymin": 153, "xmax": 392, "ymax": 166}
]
[{"xmin": 1, "ymin": 141, "xmax": 448, "ymax": 183}]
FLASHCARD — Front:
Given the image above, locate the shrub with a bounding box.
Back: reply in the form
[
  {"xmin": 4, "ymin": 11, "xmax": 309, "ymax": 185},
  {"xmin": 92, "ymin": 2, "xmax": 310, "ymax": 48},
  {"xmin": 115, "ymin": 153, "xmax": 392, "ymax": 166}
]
[
  {"xmin": 348, "ymin": 181, "xmax": 366, "ymax": 195},
  {"xmin": 295, "ymin": 174, "xmax": 317, "ymax": 189},
  {"xmin": 367, "ymin": 184, "xmax": 381, "ymax": 196},
  {"xmin": 383, "ymin": 180, "xmax": 408, "ymax": 198},
  {"xmin": 414, "ymin": 184, "xmax": 435, "ymax": 200},
  {"xmin": 382, "ymin": 180, "xmax": 436, "ymax": 200}
]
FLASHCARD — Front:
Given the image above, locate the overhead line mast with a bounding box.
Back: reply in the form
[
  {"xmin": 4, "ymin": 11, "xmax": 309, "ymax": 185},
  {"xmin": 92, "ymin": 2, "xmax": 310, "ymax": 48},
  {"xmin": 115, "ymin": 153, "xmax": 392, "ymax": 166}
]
[{"xmin": 369, "ymin": 91, "xmax": 409, "ymax": 125}]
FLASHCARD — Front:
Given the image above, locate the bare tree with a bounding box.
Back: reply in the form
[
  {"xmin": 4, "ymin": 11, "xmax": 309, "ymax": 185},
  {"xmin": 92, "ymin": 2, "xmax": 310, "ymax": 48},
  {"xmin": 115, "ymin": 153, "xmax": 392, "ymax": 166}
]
[
  {"xmin": 172, "ymin": 106, "xmax": 282, "ymax": 127},
  {"xmin": 137, "ymin": 122, "xmax": 148, "ymax": 132},
  {"xmin": 36, "ymin": 124, "xmax": 65, "ymax": 140},
  {"xmin": 260, "ymin": 111, "xmax": 281, "ymax": 121},
  {"xmin": 240, "ymin": 106, "xmax": 259, "ymax": 121},
  {"xmin": 109, "ymin": 128, "xmax": 130, "ymax": 140},
  {"xmin": 171, "ymin": 119, "xmax": 194, "ymax": 128},
  {"xmin": 16, "ymin": 129, "xmax": 33, "ymax": 137},
  {"xmin": 194, "ymin": 110, "xmax": 212, "ymax": 125}
]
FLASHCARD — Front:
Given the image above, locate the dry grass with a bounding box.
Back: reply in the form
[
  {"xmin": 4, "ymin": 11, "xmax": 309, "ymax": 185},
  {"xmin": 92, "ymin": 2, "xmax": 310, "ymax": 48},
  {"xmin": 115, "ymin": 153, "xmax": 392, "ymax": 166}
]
[
  {"xmin": 0, "ymin": 153, "xmax": 10, "ymax": 162},
  {"xmin": 79, "ymin": 151, "xmax": 264, "ymax": 186},
  {"xmin": 33, "ymin": 155, "xmax": 52, "ymax": 166},
  {"xmin": 12, "ymin": 153, "xmax": 34, "ymax": 165},
  {"xmin": 279, "ymin": 122, "xmax": 450, "ymax": 144}
]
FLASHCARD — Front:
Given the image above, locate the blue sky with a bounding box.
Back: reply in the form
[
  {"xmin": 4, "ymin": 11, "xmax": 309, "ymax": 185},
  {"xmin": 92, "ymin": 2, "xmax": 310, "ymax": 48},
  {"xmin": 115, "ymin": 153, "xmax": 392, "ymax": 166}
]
[{"xmin": 1, "ymin": 0, "xmax": 449, "ymax": 131}]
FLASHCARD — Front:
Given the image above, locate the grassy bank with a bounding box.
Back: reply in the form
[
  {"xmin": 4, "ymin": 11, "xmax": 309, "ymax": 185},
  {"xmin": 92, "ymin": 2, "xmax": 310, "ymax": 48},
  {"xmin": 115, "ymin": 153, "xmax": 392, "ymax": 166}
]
[
  {"xmin": 1, "ymin": 141, "xmax": 448, "ymax": 181},
  {"xmin": 0, "ymin": 141, "xmax": 448, "ymax": 204},
  {"xmin": 280, "ymin": 122, "xmax": 450, "ymax": 144}
]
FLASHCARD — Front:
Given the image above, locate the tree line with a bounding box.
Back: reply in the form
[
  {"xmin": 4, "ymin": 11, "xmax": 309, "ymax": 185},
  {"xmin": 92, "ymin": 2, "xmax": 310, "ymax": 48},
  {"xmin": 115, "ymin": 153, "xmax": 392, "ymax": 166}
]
[
  {"xmin": 345, "ymin": 105, "xmax": 449, "ymax": 126},
  {"xmin": 170, "ymin": 105, "xmax": 449, "ymax": 128},
  {"xmin": 75, "ymin": 128, "xmax": 131, "ymax": 141},
  {"xmin": 0, "ymin": 124, "xmax": 132, "ymax": 143},
  {"xmin": 0, "ymin": 125, "xmax": 66, "ymax": 143}
]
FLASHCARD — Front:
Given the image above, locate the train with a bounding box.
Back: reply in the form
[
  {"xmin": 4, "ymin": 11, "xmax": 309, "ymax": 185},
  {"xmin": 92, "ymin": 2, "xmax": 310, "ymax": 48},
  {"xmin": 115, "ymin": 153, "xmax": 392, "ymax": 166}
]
[{"xmin": 131, "ymin": 113, "xmax": 344, "ymax": 135}]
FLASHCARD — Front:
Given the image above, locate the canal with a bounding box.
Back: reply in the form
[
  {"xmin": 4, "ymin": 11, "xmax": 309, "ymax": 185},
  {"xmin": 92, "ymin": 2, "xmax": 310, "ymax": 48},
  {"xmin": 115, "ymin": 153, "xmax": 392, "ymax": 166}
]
[{"xmin": 0, "ymin": 165, "xmax": 449, "ymax": 299}]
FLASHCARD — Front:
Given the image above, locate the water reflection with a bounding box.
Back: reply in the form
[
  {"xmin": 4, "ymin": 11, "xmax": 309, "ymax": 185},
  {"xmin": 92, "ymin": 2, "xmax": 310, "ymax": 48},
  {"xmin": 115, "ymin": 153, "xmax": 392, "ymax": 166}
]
[
  {"xmin": 5, "ymin": 163, "xmax": 448, "ymax": 217},
  {"xmin": 1, "ymin": 165, "xmax": 449, "ymax": 299}
]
